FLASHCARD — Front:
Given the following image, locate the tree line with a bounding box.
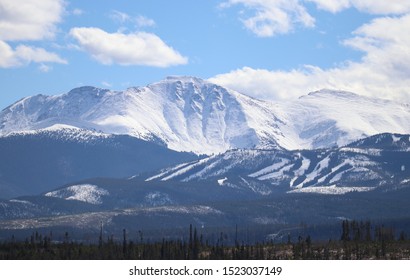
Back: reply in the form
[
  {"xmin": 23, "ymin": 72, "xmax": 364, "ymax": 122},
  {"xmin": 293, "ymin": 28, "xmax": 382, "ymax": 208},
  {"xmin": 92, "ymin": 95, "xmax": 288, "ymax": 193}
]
[{"xmin": 0, "ymin": 220, "xmax": 409, "ymax": 259}]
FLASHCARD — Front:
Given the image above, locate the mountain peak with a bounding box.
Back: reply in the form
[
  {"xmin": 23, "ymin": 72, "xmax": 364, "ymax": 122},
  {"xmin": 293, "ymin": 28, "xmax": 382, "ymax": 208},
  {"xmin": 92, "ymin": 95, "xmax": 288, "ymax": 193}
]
[
  {"xmin": 0, "ymin": 76, "xmax": 283, "ymax": 154},
  {"xmin": 164, "ymin": 75, "xmax": 206, "ymax": 84},
  {"xmin": 68, "ymin": 85, "xmax": 99, "ymax": 92},
  {"xmin": 146, "ymin": 75, "xmax": 230, "ymax": 103},
  {"xmin": 148, "ymin": 76, "xmax": 212, "ymax": 93},
  {"xmin": 66, "ymin": 86, "xmax": 111, "ymax": 98}
]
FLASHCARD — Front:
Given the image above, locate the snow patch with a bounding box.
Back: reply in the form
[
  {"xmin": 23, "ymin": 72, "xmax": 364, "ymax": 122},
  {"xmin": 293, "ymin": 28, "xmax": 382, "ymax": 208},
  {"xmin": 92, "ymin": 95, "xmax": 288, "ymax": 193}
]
[
  {"xmin": 248, "ymin": 158, "xmax": 289, "ymax": 178},
  {"xmin": 401, "ymin": 179, "xmax": 410, "ymax": 184},
  {"xmin": 340, "ymin": 147, "xmax": 381, "ymax": 156},
  {"xmin": 8, "ymin": 199, "xmax": 35, "ymax": 206},
  {"xmin": 392, "ymin": 135, "xmax": 401, "ymax": 143},
  {"xmin": 139, "ymin": 205, "xmax": 223, "ymax": 215},
  {"xmin": 240, "ymin": 177, "xmax": 272, "ymax": 195},
  {"xmin": 288, "ymin": 185, "xmax": 374, "ymax": 195},
  {"xmin": 217, "ymin": 177, "xmax": 227, "ymax": 186},
  {"xmin": 144, "ymin": 192, "xmax": 173, "ymax": 206},
  {"xmin": 294, "ymin": 155, "xmax": 330, "ymax": 188},
  {"xmin": 145, "ymin": 161, "xmax": 195, "ymax": 181},
  {"xmin": 45, "ymin": 184, "xmax": 109, "ymax": 205},
  {"xmin": 290, "ymin": 156, "xmax": 310, "ymax": 187}
]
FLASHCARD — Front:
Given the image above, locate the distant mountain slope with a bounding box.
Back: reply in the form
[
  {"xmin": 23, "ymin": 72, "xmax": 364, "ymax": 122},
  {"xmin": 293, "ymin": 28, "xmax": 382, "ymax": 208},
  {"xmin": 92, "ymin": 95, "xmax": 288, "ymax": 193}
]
[
  {"xmin": 0, "ymin": 126, "xmax": 197, "ymax": 198},
  {"xmin": 275, "ymin": 90, "xmax": 410, "ymax": 149},
  {"xmin": 1, "ymin": 77, "xmax": 409, "ymax": 154},
  {"xmin": 0, "ymin": 134, "xmax": 409, "ymax": 235},
  {"xmin": 0, "ymin": 133, "xmax": 409, "ymax": 235},
  {"xmin": 147, "ymin": 133, "xmax": 410, "ymax": 195}
]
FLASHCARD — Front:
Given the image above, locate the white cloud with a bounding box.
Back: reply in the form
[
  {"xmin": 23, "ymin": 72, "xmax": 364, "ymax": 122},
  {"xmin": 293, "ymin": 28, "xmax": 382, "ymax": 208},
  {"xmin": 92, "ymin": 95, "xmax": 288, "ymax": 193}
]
[
  {"xmin": 344, "ymin": 14, "xmax": 410, "ymax": 78},
  {"xmin": 221, "ymin": 0, "xmax": 315, "ymax": 37},
  {"xmin": 222, "ymin": 0, "xmax": 410, "ymax": 37},
  {"xmin": 210, "ymin": 13, "xmax": 410, "ymax": 102},
  {"xmin": 110, "ymin": 10, "xmax": 131, "ymax": 24},
  {"xmin": 215, "ymin": 0, "xmax": 410, "ymax": 101},
  {"xmin": 306, "ymin": 0, "xmax": 410, "ymax": 15},
  {"xmin": 14, "ymin": 45, "xmax": 66, "ymax": 64},
  {"xmin": 0, "ymin": 0, "xmax": 64, "ymax": 41},
  {"xmin": 210, "ymin": 63, "xmax": 409, "ymax": 102},
  {"xmin": 135, "ymin": 15, "xmax": 156, "ymax": 28},
  {"xmin": 0, "ymin": 0, "xmax": 66, "ymax": 69},
  {"xmin": 38, "ymin": 64, "xmax": 52, "ymax": 72},
  {"xmin": 304, "ymin": 0, "xmax": 350, "ymax": 13},
  {"xmin": 69, "ymin": 27, "xmax": 188, "ymax": 67},
  {"xmin": 110, "ymin": 10, "xmax": 156, "ymax": 28},
  {"xmin": 210, "ymin": 66, "xmax": 325, "ymax": 100},
  {"xmin": 0, "ymin": 41, "xmax": 67, "ymax": 68}
]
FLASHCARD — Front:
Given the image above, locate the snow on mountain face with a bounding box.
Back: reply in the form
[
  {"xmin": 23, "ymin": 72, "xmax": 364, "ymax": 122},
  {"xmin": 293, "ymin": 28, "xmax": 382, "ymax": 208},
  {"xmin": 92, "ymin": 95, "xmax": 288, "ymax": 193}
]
[
  {"xmin": 5, "ymin": 124, "xmax": 112, "ymax": 143},
  {"xmin": 129, "ymin": 76, "xmax": 282, "ymax": 153},
  {"xmin": 147, "ymin": 133, "xmax": 410, "ymax": 195},
  {"xmin": 0, "ymin": 87, "xmax": 110, "ymax": 132},
  {"xmin": 273, "ymin": 89, "xmax": 410, "ymax": 149},
  {"xmin": 0, "ymin": 77, "xmax": 282, "ymax": 154},
  {"xmin": 1, "ymin": 78, "xmax": 410, "ymax": 154},
  {"xmin": 45, "ymin": 184, "xmax": 109, "ymax": 205}
]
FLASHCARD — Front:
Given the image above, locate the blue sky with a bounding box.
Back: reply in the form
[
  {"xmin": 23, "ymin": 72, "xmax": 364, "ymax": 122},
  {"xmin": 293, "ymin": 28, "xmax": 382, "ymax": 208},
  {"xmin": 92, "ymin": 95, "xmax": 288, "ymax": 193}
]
[{"xmin": 1, "ymin": 0, "xmax": 410, "ymax": 110}]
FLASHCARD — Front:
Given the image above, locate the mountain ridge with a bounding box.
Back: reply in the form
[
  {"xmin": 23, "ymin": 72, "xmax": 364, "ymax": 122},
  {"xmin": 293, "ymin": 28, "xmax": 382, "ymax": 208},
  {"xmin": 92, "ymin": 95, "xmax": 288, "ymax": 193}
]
[
  {"xmin": 0, "ymin": 127, "xmax": 197, "ymax": 198},
  {"xmin": 145, "ymin": 132, "xmax": 410, "ymax": 195},
  {"xmin": 1, "ymin": 76, "xmax": 410, "ymax": 154}
]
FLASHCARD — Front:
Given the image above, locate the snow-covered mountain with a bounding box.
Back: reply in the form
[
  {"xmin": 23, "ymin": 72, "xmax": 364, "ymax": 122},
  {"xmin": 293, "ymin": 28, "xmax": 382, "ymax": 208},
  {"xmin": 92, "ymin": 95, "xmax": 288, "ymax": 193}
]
[
  {"xmin": 275, "ymin": 90, "xmax": 410, "ymax": 149},
  {"xmin": 1, "ymin": 77, "xmax": 410, "ymax": 154},
  {"xmin": 0, "ymin": 77, "xmax": 283, "ymax": 154}
]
